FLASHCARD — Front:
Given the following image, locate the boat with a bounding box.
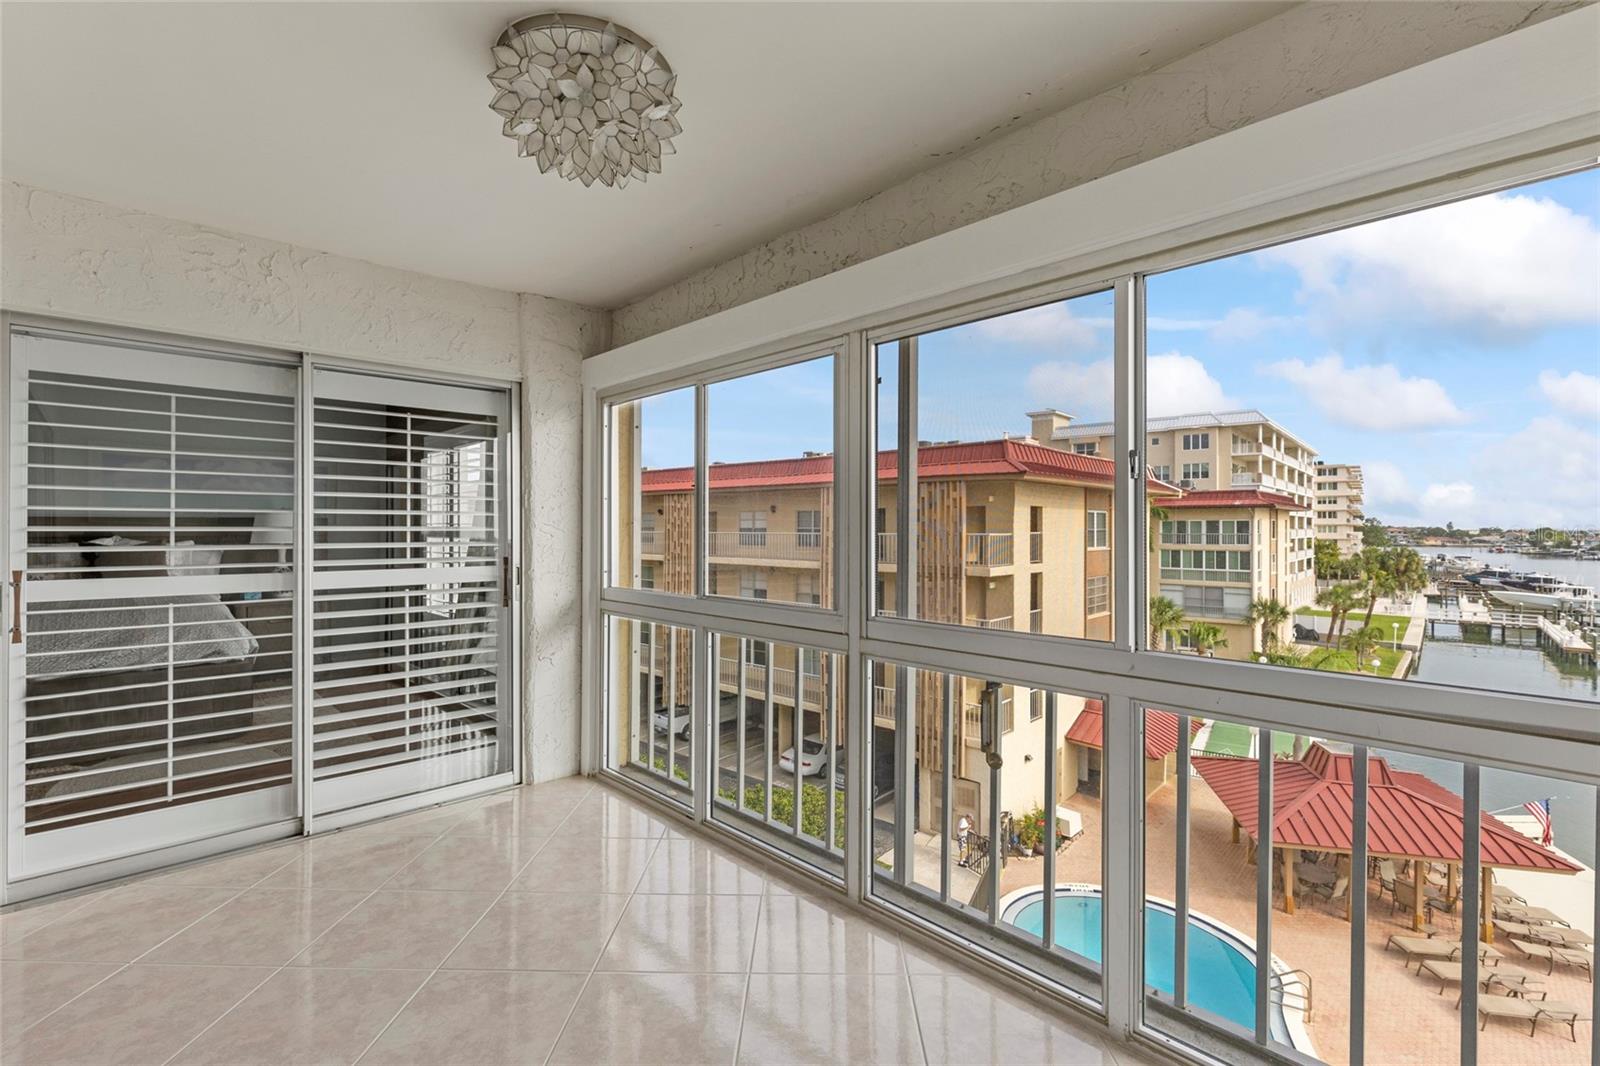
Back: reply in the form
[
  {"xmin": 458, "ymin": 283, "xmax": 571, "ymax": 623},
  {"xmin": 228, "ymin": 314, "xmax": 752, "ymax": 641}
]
[
  {"xmin": 1464, "ymin": 566, "xmax": 1534, "ymax": 589},
  {"xmin": 1487, "ymin": 574, "xmax": 1598, "ymax": 611}
]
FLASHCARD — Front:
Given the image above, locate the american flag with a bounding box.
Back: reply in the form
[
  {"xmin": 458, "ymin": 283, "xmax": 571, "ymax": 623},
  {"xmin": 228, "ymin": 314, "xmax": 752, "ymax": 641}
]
[{"xmin": 1523, "ymin": 797, "xmax": 1553, "ymax": 847}]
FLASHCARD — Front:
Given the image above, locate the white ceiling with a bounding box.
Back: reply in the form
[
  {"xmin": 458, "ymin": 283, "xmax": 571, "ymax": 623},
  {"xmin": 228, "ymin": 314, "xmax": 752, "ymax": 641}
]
[{"xmin": 1, "ymin": 2, "xmax": 1289, "ymax": 307}]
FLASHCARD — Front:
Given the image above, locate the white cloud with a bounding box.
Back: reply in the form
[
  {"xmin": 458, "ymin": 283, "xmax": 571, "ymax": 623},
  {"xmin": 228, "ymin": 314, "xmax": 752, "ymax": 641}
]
[
  {"xmin": 1362, "ymin": 459, "xmax": 1414, "ymax": 510},
  {"xmin": 1026, "ymin": 350, "xmax": 1233, "ymax": 422},
  {"xmin": 1146, "ymin": 308, "xmax": 1295, "ymax": 342},
  {"xmin": 977, "ymin": 303, "xmax": 1105, "ymax": 351},
  {"xmin": 1537, "ymin": 369, "xmax": 1600, "ymax": 422},
  {"xmin": 1265, "ymin": 354, "xmax": 1468, "ymax": 431},
  {"xmin": 1259, "ymin": 190, "xmax": 1599, "ymax": 339},
  {"xmin": 1147, "ymin": 351, "xmax": 1234, "ymax": 417},
  {"xmin": 1419, "ymin": 482, "xmax": 1477, "ymax": 515}
]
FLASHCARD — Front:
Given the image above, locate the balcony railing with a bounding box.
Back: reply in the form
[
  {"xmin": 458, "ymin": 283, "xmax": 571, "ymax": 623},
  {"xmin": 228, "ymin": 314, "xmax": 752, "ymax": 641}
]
[
  {"xmin": 1028, "ymin": 608, "xmax": 1043, "ymax": 633},
  {"xmin": 872, "ymin": 684, "xmax": 896, "ymax": 728},
  {"xmin": 1231, "ymin": 473, "xmax": 1262, "ymax": 486},
  {"xmin": 1230, "ymin": 440, "xmax": 1261, "ymax": 455},
  {"xmin": 961, "ymin": 698, "xmax": 1014, "ymax": 744},
  {"xmin": 965, "ymin": 532, "xmax": 1013, "ymax": 567},
  {"xmin": 875, "ymin": 531, "xmax": 896, "ymax": 565},
  {"xmin": 707, "ymin": 530, "xmax": 822, "ymax": 562},
  {"xmin": 714, "ymin": 655, "xmax": 825, "ymax": 708},
  {"xmin": 1029, "ymin": 530, "xmax": 1043, "ymax": 564},
  {"xmin": 640, "ymin": 529, "xmax": 661, "ymax": 553},
  {"xmin": 967, "ymin": 614, "xmax": 1013, "ymax": 630}
]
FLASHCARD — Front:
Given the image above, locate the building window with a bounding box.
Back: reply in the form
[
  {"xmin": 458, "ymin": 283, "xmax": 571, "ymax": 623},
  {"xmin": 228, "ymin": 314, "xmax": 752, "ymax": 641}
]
[
  {"xmin": 740, "ymin": 570, "xmax": 768, "ymax": 600},
  {"xmin": 1086, "ymin": 510, "xmax": 1108, "ymax": 549},
  {"xmin": 796, "ymin": 509, "xmax": 822, "ymax": 548},
  {"xmin": 1181, "ymin": 432, "xmax": 1210, "ymax": 450},
  {"xmin": 640, "ymin": 563, "xmax": 656, "ymax": 590},
  {"xmin": 1158, "ymin": 549, "xmax": 1252, "ymax": 582},
  {"xmin": 1085, "ymin": 575, "xmax": 1110, "ymax": 615},
  {"xmin": 1149, "ymin": 465, "xmax": 1171, "ymax": 482},
  {"xmin": 739, "ymin": 511, "xmax": 767, "ymax": 547},
  {"xmin": 796, "ymin": 572, "xmax": 820, "ymax": 605},
  {"xmin": 1029, "ymin": 688, "xmax": 1044, "ymax": 721},
  {"xmin": 745, "ymin": 638, "xmax": 768, "ymax": 667},
  {"xmin": 1161, "ymin": 583, "xmax": 1250, "ymax": 619},
  {"xmin": 1073, "ymin": 442, "xmax": 1098, "ymax": 455},
  {"xmin": 1180, "ymin": 462, "xmax": 1210, "ymax": 482}
]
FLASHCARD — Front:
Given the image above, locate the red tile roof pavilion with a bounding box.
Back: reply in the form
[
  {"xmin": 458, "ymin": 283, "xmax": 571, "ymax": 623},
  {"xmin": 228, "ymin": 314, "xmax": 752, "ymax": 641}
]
[
  {"xmin": 1191, "ymin": 742, "xmax": 1580, "ymax": 873},
  {"xmin": 1065, "ymin": 702, "xmax": 1201, "ymax": 761}
]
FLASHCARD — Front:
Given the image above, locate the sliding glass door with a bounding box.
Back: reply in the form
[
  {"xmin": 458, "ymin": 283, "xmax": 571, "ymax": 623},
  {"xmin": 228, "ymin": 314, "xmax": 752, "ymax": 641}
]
[
  {"xmin": 308, "ymin": 368, "xmax": 515, "ymax": 819},
  {"xmin": 7, "ymin": 333, "xmax": 299, "ymax": 880},
  {"xmin": 5, "ymin": 332, "xmax": 518, "ymax": 895}
]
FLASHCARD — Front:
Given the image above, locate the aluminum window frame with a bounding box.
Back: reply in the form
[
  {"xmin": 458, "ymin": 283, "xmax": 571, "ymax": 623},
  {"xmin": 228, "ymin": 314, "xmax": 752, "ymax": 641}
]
[{"xmin": 582, "ymin": 120, "xmax": 1600, "ymax": 1063}]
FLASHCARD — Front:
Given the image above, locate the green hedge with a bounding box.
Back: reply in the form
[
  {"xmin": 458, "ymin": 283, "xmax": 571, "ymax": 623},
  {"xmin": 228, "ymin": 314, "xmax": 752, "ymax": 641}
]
[{"xmin": 647, "ymin": 757, "xmax": 846, "ymax": 843}]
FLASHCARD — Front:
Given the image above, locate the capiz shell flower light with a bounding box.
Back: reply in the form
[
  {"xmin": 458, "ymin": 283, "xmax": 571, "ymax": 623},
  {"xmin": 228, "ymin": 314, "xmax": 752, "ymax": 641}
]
[{"xmin": 488, "ymin": 13, "xmax": 681, "ymax": 188}]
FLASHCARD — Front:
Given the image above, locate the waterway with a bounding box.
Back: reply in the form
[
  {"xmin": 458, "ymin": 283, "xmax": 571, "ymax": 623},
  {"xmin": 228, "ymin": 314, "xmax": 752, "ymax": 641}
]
[{"xmin": 1400, "ymin": 549, "xmax": 1596, "ymax": 863}]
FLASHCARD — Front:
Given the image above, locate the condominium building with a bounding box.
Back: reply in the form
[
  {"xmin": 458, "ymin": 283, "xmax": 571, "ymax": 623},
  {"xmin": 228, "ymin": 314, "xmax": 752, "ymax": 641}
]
[
  {"xmin": 1314, "ymin": 461, "xmax": 1366, "ymax": 556},
  {"xmin": 622, "ymin": 436, "xmax": 1315, "ymax": 840}
]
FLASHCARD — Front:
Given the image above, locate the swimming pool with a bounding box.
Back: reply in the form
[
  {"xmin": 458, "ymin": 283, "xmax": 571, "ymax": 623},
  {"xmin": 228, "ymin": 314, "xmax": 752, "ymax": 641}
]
[{"xmin": 1004, "ymin": 889, "xmax": 1284, "ymax": 1040}]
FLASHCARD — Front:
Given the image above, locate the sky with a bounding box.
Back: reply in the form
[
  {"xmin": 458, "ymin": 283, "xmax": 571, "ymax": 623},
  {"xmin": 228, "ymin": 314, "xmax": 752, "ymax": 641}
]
[{"xmin": 633, "ymin": 168, "xmax": 1600, "ymax": 530}]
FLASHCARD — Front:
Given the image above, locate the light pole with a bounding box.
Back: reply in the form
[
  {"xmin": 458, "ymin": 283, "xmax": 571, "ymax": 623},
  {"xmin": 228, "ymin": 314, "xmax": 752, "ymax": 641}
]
[
  {"xmin": 1392, "ymin": 620, "xmax": 1400, "ymax": 650},
  {"xmin": 1371, "ymin": 657, "xmax": 1382, "ymax": 676}
]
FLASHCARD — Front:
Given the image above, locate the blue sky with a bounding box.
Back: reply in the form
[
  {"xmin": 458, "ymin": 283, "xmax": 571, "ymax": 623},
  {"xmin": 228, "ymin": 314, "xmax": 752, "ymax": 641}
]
[{"xmin": 636, "ymin": 169, "xmax": 1600, "ymax": 529}]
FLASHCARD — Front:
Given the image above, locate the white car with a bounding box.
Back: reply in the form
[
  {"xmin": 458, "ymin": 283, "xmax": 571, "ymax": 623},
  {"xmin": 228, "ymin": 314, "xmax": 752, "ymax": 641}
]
[
  {"xmin": 778, "ymin": 737, "xmax": 841, "ymax": 777},
  {"xmin": 652, "ymin": 704, "xmax": 692, "ymax": 740}
]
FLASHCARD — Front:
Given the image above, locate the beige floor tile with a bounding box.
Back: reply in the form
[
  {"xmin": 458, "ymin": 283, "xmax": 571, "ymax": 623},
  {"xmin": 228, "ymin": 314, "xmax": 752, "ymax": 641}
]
[
  {"xmin": 447, "ymin": 797, "xmax": 576, "ymax": 839},
  {"xmin": 359, "ymin": 969, "xmax": 587, "ymax": 1065},
  {"xmin": 0, "ymin": 963, "xmax": 272, "ymax": 1065},
  {"xmin": 736, "ymin": 973, "xmax": 926, "ymax": 1065},
  {"xmin": 142, "ymin": 887, "xmax": 370, "ymax": 966},
  {"xmin": 170, "ymin": 966, "xmax": 429, "ymax": 1066},
  {"xmin": 556, "ymin": 792, "xmax": 674, "ymax": 838},
  {"xmin": 598, "ymin": 892, "xmax": 761, "ymax": 974},
  {"xmin": 383, "ymin": 832, "xmax": 544, "ymax": 893},
  {"xmin": 509, "ymin": 835, "xmax": 659, "ymax": 893},
  {"xmin": 0, "ymin": 895, "xmax": 95, "ymax": 946},
  {"xmin": 257, "ymin": 832, "xmax": 439, "ymax": 891},
  {"xmin": 752, "ymin": 893, "xmax": 904, "ymax": 974},
  {"xmin": 0, "ymin": 885, "xmax": 238, "ymax": 963},
  {"xmin": 899, "ymin": 939, "xmax": 958, "ymax": 975},
  {"xmin": 0, "ymin": 960, "xmax": 120, "ymax": 1035},
  {"xmin": 909, "ymin": 972, "xmax": 1121, "ymax": 1065},
  {"xmin": 521, "ymin": 775, "xmax": 596, "ymax": 806},
  {"xmin": 547, "ymin": 972, "xmax": 745, "ymax": 1065},
  {"xmin": 442, "ymin": 892, "xmax": 630, "ymax": 972},
  {"xmin": 140, "ymin": 842, "xmax": 302, "ymax": 888},
  {"xmin": 637, "ymin": 837, "xmax": 768, "ymax": 895},
  {"xmin": 291, "ymin": 890, "xmax": 499, "ymax": 970}
]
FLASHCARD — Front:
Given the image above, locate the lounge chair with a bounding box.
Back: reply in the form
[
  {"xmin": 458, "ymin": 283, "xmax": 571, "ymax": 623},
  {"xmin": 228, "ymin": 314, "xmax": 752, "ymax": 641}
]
[
  {"xmin": 1491, "ymin": 884, "xmax": 1526, "ymax": 905},
  {"xmin": 1476, "ymin": 997, "xmax": 1591, "ymax": 1041},
  {"xmin": 1510, "ymin": 939, "xmax": 1594, "ymax": 981},
  {"xmin": 1386, "ymin": 935, "xmax": 1502, "ymax": 971},
  {"xmin": 1376, "ymin": 859, "xmax": 1397, "ymax": 903},
  {"xmin": 1314, "ymin": 874, "xmax": 1348, "ymax": 907},
  {"xmin": 1420, "ymin": 961, "xmax": 1547, "ymax": 1002}
]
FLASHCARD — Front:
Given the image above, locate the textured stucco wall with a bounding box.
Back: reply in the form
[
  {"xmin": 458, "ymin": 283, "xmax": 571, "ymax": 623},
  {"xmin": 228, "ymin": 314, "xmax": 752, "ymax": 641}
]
[
  {"xmin": 2, "ymin": 180, "xmax": 522, "ymax": 377},
  {"xmin": 2, "ymin": 179, "xmax": 603, "ymax": 785},
  {"xmin": 519, "ymin": 294, "xmax": 610, "ymax": 782},
  {"xmin": 612, "ymin": 0, "xmax": 1581, "ymax": 346}
]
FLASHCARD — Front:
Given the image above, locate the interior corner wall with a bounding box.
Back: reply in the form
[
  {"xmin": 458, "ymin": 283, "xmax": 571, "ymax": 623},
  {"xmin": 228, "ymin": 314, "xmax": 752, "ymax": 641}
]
[
  {"xmin": 609, "ymin": 0, "xmax": 1580, "ymax": 347},
  {"xmin": 519, "ymin": 294, "xmax": 611, "ymax": 782},
  {"xmin": 2, "ymin": 179, "xmax": 603, "ymax": 787}
]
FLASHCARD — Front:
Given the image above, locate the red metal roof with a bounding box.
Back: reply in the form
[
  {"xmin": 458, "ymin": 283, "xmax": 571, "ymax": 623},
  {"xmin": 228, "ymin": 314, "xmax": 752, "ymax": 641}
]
[
  {"xmin": 1064, "ymin": 702, "xmax": 1199, "ymax": 760},
  {"xmin": 1161, "ymin": 489, "xmax": 1305, "ymax": 511},
  {"xmin": 1191, "ymin": 742, "xmax": 1579, "ymax": 873},
  {"xmin": 641, "ymin": 440, "xmax": 1183, "ymax": 495}
]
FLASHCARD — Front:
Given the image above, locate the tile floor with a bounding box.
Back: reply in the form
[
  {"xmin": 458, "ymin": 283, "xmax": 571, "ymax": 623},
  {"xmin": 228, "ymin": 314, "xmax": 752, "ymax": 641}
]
[{"xmin": 0, "ymin": 776, "xmax": 1161, "ymax": 1065}]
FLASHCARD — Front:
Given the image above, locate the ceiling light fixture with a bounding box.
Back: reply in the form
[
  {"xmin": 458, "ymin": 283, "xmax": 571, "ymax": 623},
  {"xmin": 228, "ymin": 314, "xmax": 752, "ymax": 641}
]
[{"xmin": 488, "ymin": 12, "xmax": 681, "ymax": 188}]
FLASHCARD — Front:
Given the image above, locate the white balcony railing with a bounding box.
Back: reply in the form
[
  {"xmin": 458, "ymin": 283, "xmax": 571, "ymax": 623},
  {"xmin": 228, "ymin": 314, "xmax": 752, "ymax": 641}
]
[
  {"xmin": 1231, "ymin": 473, "xmax": 1262, "ymax": 486},
  {"xmin": 875, "ymin": 531, "xmax": 897, "ymax": 565},
  {"xmin": 1029, "ymin": 530, "xmax": 1043, "ymax": 564},
  {"xmin": 964, "ymin": 532, "xmax": 1014, "ymax": 567},
  {"xmin": 1028, "ymin": 608, "xmax": 1044, "ymax": 633},
  {"xmin": 1230, "ymin": 440, "xmax": 1261, "ymax": 455},
  {"xmin": 706, "ymin": 530, "xmax": 822, "ymax": 562},
  {"xmin": 714, "ymin": 655, "xmax": 825, "ymax": 708},
  {"xmin": 873, "ymin": 684, "xmax": 896, "ymax": 728},
  {"xmin": 967, "ymin": 614, "xmax": 1013, "ymax": 631},
  {"xmin": 640, "ymin": 529, "xmax": 661, "ymax": 553}
]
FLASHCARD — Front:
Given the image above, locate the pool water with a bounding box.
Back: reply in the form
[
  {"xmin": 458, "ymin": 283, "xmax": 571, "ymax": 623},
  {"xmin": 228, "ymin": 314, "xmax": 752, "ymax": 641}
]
[{"xmin": 1008, "ymin": 894, "xmax": 1258, "ymax": 1031}]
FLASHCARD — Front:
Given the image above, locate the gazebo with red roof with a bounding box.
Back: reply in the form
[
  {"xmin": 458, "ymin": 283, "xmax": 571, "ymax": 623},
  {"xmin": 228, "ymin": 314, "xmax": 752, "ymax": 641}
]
[
  {"xmin": 1063, "ymin": 702, "xmax": 1201, "ymax": 798},
  {"xmin": 1191, "ymin": 742, "xmax": 1580, "ymax": 932}
]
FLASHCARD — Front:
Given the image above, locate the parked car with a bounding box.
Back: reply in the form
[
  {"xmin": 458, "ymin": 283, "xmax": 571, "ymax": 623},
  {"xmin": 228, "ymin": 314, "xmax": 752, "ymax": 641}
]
[
  {"xmin": 652, "ymin": 704, "xmax": 692, "ymax": 740},
  {"xmin": 778, "ymin": 736, "xmax": 842, "ymax": 777}
]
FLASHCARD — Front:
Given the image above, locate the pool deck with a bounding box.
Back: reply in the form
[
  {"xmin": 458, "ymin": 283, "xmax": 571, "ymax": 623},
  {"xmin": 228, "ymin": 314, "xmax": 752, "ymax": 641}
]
[{"xmin": 998, "ymin": 783, "xmax": 1595, "ymax": 1065}]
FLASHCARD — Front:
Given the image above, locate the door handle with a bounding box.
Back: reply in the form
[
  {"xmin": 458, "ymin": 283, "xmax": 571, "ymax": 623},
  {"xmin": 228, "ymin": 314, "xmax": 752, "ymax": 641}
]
[
  {"xmin": 501, "ymin": 556, "xmax": 511, "ymax": 609},
  {"xmin": 9, "ymin": 570, "xmax": 21, "ymax": 645}
]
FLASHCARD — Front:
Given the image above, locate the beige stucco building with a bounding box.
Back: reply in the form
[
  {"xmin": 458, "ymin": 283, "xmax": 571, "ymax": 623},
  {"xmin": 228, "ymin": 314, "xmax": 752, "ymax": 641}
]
[{"xmin": 1314, "ymin": 461, "xmax": 1366, "ymax": 557}]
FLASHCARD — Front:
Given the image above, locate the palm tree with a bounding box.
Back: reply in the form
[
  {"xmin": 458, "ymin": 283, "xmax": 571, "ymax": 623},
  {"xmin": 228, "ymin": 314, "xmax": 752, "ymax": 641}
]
[
  {"xmin": 1343, "ymin": 624, "xmax": 1387, "ymax": 672},
  {"xmin": 1148, "ymin": 504, "xmax": 1170, "ymax": 552},
  {"xmin": 1245, "ymin": 597, "xmax": 1290, "ymax": 653},
  {"xmin": 1185, "ymin": 621, "xmax": 1228, "ymax": 657},
  {"xmin": 1149, "ymin": 595, "xmax": 1185, "ymax": 651},
  {"xmin": 1315, "ymin": 583, "xmax": 1361, "ymax": 646}
]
